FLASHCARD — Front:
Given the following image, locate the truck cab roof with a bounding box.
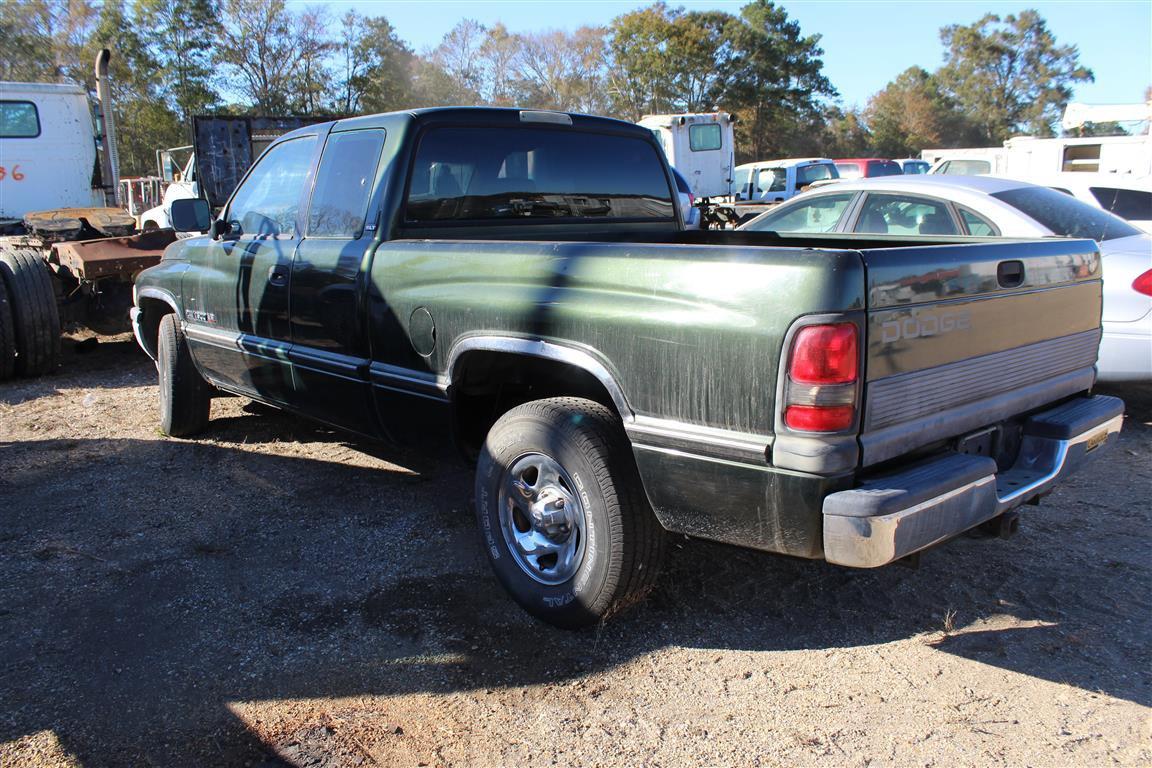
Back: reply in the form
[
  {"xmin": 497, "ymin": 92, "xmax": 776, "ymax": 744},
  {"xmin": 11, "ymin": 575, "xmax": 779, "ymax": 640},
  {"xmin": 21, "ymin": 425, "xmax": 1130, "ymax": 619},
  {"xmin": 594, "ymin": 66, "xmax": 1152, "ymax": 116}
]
[{"xmin": 275, "ymin": 107, "xmax": 652, "ymax": 144}]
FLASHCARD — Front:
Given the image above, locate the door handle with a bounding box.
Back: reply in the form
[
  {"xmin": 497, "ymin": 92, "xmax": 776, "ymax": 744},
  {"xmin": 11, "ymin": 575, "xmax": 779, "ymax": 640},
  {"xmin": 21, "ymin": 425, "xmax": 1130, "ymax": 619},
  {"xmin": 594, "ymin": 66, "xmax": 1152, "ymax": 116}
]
[
  {"xmin": 997, "ymin": 260, "xmax": 1025, "ymax": 288},
  {"xmin": 267, "ymin": 265, "xmax": 288, "ymax": 287}
]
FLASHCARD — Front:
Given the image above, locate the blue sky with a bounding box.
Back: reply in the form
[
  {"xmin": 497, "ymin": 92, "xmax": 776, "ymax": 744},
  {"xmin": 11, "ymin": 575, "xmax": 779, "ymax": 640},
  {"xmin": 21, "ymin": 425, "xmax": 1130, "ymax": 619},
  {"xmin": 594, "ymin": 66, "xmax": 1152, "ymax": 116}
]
[{"xmin": 291, "ymin": 0, "xmax": 1151, "ymax": 108}]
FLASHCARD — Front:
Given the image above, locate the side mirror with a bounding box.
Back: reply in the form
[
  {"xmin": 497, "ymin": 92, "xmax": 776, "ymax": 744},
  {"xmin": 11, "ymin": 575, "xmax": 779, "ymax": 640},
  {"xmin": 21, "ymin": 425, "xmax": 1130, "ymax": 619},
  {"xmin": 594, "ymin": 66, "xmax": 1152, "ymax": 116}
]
[{"xmin": 170, "ymin": 198, "xmax": 212, "ymax": 234}]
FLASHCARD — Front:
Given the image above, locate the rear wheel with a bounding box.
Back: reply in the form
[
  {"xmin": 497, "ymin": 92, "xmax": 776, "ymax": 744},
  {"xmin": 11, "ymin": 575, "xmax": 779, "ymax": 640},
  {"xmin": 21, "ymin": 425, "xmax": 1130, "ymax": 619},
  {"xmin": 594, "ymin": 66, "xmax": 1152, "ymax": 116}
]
[
  {"xmin": 157, "ymin": 313, "xmax": 211, "ymax": 437},
  {"xmin": 475, "ymin": 397, "xmax": 665, "ymax": 628},
  {"xmin": 0, "ymin": 274, "xmax": 15, "ymax": 381},
  {"xmin": 0, "ymin": 247, "xmax": 61, "ymax": 377}
]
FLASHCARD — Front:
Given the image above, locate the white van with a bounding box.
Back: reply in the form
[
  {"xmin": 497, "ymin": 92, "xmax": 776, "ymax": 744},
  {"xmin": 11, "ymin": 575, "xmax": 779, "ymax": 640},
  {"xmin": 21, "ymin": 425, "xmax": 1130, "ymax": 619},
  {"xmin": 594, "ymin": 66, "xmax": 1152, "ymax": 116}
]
[{"xmin": 638, "ymin": 112, "xmax": 735, "ymax": 199}]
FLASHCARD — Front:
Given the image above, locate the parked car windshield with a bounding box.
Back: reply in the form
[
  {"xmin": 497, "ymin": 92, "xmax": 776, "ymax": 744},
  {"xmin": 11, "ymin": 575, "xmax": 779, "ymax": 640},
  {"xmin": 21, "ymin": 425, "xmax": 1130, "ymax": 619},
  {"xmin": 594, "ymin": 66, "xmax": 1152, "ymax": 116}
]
[{"xmin": 992, "ymin": 186, "xmax": 1140, "ymax": 241}]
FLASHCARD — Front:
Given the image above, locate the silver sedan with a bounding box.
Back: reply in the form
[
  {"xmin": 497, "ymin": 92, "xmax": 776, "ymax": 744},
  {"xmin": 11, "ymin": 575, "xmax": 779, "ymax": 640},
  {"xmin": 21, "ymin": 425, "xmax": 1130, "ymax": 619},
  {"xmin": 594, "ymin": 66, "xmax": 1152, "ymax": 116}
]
[{"xmin": 740, "ymin": 175, "xmax": 1152, "ymax": 382}]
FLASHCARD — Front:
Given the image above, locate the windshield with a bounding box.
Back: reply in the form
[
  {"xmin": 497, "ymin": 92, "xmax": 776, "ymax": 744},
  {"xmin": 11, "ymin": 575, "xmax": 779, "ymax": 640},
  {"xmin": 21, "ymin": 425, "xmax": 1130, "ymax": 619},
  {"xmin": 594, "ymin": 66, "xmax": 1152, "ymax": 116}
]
[{"xmin": 992, "ymin": 186, "xmax": 1140, "ymax": 241}]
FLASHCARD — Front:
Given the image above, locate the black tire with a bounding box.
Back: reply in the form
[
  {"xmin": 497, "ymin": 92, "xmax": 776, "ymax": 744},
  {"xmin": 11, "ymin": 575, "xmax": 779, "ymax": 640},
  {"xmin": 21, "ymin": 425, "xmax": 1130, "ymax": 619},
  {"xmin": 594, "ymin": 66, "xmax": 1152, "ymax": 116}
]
[
  {"xmin": 475, "ymin": 397, "xmax": 665, "ymax": 628},
  {"xmin": 157, "ymin": 313, "xmax": 211, "ymax": 437},
  {"xmin": 0, "ymin": 247, "xmax": 61, "ymax": 377},
  {"xmin": 0, "ymin": 274, "xmax": 15, "ymax": 381}
]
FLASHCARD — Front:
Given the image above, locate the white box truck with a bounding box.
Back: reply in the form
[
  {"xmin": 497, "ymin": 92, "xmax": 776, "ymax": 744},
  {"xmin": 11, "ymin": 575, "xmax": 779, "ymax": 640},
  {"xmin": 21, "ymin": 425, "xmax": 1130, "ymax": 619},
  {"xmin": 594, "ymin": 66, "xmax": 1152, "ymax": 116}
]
[{"xmin": 638, "ymin": 112, "xmax": 735, "ymax": 199}]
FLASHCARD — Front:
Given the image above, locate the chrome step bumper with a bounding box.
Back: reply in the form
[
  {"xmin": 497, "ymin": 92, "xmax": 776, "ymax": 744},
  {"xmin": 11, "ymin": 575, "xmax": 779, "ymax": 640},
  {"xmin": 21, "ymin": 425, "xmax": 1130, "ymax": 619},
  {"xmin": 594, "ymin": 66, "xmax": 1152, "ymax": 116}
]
[{"xmin": 822, "ymin": 395, "xmax": 1124, "ymax": 568}]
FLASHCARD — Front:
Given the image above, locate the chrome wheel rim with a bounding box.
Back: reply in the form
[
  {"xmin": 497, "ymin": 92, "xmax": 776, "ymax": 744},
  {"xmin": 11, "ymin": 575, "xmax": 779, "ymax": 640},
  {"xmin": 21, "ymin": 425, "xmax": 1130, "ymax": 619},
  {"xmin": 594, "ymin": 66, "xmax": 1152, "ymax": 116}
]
[{"xmin": 498, "ymin": 452, "xmax": 587, "ymax": 585}]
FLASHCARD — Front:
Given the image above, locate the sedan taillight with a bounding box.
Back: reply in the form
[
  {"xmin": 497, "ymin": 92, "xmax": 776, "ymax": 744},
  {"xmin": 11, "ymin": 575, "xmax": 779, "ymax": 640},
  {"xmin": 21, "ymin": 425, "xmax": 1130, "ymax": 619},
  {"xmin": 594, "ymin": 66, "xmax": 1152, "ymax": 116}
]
[{"xmin": 1133, "ymin": 269, "xmax": 1152, "ymax": 297}]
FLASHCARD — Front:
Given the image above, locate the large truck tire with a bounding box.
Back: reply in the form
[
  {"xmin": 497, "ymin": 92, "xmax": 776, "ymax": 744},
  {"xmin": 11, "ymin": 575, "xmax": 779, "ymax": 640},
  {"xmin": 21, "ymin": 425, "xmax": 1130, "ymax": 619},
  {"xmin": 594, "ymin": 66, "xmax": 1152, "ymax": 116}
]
[
  {"xmin": 0, "ymin": 248, "xmax": 61, "ymax": 377},
  {"xmin": 156, "ymin": 313, "xmax": 211, "ymax": 437},
  {"xmin": 475, "ymin": 397, "xmax": 666, "ymax": 628},
  {"xmin": 0, "ymin": 274, "xmax": 15, "ymax": 381}
]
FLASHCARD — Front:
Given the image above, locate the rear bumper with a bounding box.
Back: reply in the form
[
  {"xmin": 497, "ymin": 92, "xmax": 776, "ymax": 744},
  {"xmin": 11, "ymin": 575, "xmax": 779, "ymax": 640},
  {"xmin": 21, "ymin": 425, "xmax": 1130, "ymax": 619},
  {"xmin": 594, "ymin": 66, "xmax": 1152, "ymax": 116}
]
[{"xmin": 822, "ymin": 395, "xmax": 1124, "ymax": 568}]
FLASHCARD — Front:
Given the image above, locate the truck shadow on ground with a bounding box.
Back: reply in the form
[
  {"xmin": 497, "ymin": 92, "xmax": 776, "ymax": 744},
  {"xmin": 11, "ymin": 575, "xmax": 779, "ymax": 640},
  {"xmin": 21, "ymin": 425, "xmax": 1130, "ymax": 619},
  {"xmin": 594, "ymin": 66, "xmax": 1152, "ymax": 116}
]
[{"xmin": 1, "ymin": 385, "xmax": 1148, "ymax": 766}]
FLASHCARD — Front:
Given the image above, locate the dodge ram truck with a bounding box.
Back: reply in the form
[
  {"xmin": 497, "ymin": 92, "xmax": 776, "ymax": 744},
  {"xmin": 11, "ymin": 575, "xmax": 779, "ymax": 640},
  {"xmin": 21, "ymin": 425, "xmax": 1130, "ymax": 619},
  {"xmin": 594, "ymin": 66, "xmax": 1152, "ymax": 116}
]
[{"xmin": 131, "ymin": 108, "xmax": 1124, "ymax": 627}]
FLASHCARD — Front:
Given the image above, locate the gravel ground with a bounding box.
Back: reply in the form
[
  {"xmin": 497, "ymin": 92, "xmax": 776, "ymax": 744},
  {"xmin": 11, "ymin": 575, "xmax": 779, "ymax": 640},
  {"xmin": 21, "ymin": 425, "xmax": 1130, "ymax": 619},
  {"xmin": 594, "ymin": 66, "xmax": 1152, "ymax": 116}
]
[{"xmin": 1, "ymin": 333, "xmax": 1149, "ymax": 768}]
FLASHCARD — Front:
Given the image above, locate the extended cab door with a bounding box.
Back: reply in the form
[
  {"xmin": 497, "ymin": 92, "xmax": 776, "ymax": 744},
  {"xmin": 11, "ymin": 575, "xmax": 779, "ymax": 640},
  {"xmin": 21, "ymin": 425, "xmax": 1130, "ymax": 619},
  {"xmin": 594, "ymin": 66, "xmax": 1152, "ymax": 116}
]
[
  {"xmin": 288, "ymin": 128, "xmax": 388, "ymax": 434},
  {"xmin": 181, "ymin": 134, "xmax": 318, "ymax": 404}
]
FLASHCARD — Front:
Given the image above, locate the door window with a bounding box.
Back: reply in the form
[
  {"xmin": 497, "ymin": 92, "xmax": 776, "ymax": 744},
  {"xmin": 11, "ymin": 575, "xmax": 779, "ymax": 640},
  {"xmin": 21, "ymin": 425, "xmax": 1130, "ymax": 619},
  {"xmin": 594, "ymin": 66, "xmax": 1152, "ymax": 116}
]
[
  {"xmin": 307, "ymin": 129, "xmax": 386, "ymax": 237},
  {"xmin": 226, "ymin": 136, "xmax": 317, "ymax": 237},
  {"xmin": 854, "ymin": 194, "xmax": 958, "ymax": 235},
  {"xmin": 958, "ymin": 207, "xmax": 1000, "ymax": 236},
  {"xmin": 742, "ymin": 193, "xmax": 854, "ymax": 233}
]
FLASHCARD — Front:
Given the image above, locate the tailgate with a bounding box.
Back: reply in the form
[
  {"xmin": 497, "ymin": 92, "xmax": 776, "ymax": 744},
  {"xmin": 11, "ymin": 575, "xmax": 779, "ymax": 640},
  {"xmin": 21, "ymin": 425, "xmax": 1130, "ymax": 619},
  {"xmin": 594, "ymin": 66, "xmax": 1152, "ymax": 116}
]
[{"xmin": 860, "ymin": 239, "xmax": 1101, "ymax": 466}]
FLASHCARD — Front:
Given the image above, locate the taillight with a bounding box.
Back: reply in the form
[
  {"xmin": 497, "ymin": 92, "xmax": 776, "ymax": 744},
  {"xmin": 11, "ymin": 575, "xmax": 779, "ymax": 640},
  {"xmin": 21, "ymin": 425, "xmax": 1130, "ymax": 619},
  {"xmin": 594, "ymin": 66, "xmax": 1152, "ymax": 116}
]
[
  {"xmin": 783, "ymin": 323, "xmax": 859, "ymax": 432},
  {"xmin": 1134, "ymin": 269, "xmax": 1152, "ymax": 297}
]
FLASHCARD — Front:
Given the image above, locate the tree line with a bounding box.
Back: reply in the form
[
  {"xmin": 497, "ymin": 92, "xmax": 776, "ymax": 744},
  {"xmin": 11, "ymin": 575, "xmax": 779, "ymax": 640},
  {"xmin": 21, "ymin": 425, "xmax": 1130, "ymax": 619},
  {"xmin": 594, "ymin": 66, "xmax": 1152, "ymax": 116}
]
[{"xmin": 0, "ymin": 0, "xmax": 1097, "ymax": 177}]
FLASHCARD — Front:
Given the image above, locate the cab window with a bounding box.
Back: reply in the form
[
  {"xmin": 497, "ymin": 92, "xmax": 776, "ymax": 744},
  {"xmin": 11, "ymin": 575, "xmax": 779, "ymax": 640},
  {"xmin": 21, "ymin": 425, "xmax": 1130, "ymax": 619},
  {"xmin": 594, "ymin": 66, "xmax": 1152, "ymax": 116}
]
[
  {"xmin": 226, "ymin": 136, "xmax": 317, "ymax": 237},
  {"xmin": 405, "ymin": 126, "xmax": 673, "ymax": 223},
  {"xmin": 307, "ymin": 129, "xmax": 386, "ymax": 237},
  {"xmin": 0, "ymin": 101, "xmax": 40, "ymax": 138},
  {"xmin": 755, "ymin": 168, "xmax": 787, "ymax": 195},
  {"xmin": 796, "ymin": 163, "xmax": 836, "ymax": 187},
  {"xmin": 854, "ymin": 194, "xmax": 958, "ymax": 235}
]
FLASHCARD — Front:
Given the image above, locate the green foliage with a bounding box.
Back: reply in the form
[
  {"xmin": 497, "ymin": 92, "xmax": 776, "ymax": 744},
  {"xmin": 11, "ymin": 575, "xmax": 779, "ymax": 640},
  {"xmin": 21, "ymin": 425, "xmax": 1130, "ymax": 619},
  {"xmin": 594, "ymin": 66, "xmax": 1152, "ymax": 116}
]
[
  {"xmin": 133, "ymin": 0, "xmax": 219, "ymax": 130},
  {"xmin": 335, "ymin": 12, "xmax": 414, "ymax": 114},
  {"xmin": 820, "ymin": 107, "xmax": 873, "ymax": 158},
  {"xmin": 937, "ymin": 10, "xmax": 1093, "ymax": 141},
  {"xmin": 866, "ymin": 67, "xmax": 980, "ymax": 156},
  {"xmin": 719, "ymin": 0, "xmax": 837, "ymax": 160},
  {"xmin": 0, "ymin": 0, "xmax": 1106, "ymax": 192}
]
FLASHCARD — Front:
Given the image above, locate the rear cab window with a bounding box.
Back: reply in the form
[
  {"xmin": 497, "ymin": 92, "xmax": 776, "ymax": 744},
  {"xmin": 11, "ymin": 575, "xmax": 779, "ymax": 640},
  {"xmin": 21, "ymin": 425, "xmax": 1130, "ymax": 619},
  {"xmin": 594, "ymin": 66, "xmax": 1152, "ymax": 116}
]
[
  {"xmin": 796, "ymin": 163, "xmax": 837, "ymax": 187},
  {"xmin": 0, "ymin": 101, "xmax": 40, "ymax": 138},
  {"xmin": 688, "ymin": 123, "xmax": 722, "ymax": 151},
  {"xmin": 868, "ymin": 161, "xmax": 903, "ymax": 177},
  {"xmin": 405, "ymin": 126, "xmax": 674, "ymax": 223}
]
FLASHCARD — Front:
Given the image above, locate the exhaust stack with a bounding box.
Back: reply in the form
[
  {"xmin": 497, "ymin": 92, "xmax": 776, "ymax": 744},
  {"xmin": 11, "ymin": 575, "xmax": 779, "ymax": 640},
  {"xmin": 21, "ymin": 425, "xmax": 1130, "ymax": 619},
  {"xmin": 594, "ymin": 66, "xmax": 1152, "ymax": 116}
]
[{"xmin": 94, "ymin": 49, "xmax": 120, "ymax": 207}]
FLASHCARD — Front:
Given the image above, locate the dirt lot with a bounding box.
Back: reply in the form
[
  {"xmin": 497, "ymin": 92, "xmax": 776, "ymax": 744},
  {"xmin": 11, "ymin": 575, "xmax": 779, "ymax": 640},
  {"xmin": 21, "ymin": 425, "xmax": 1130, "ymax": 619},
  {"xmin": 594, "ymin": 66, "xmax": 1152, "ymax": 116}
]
[{"xmin": 1, "ymin": 333, "xmax": 1149, "ymax": 767}]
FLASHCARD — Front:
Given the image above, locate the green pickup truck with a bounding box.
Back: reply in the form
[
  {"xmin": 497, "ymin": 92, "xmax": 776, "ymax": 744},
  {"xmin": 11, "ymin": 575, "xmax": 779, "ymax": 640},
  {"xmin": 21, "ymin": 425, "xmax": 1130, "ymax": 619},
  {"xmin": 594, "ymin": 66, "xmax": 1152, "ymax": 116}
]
[{"xmin": 131, "ymin": 108, "xmax": 1124, "ymax": 627}]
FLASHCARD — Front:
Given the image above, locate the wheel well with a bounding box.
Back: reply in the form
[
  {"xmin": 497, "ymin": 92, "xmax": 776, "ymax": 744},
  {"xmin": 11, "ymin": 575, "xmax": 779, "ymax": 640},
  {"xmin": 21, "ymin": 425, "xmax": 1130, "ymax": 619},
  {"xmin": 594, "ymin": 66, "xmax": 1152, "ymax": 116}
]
[
  {"xmin": 451, "ymin": 350, "xmax": 625, "ymax": 455},
  {"xmin": 137, "ymin": 296, "xmax": 175, "ymax": 359}
]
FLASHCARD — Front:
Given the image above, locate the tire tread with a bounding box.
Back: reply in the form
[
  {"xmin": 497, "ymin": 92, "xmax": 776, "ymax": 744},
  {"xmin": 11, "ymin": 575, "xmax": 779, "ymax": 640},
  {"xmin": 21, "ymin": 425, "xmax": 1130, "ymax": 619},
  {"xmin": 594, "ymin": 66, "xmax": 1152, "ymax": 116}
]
[
  {"xmin": 0, "ymin": 247, "xmax": 61, "ymax": 377},
  {"xmin": 157, "ymin": 313, "xmax": 211, "ymax": 436}
]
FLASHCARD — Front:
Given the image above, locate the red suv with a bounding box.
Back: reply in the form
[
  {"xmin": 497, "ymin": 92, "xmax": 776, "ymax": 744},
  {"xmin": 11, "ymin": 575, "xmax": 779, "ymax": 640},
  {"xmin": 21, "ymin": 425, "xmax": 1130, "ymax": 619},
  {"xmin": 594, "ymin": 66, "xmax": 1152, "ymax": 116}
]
[{"xmin": 833, "ymin": 158, "xmax": 903, "ymax": 180}]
